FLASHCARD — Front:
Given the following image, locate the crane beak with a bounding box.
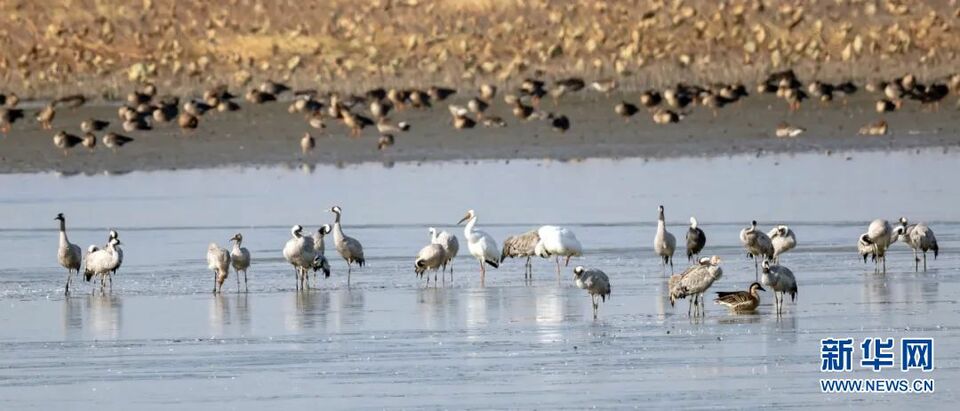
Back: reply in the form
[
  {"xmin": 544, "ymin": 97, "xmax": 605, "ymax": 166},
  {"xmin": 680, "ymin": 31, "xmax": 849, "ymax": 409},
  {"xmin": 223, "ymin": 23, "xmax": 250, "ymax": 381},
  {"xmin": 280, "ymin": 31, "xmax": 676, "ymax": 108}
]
[{"xmin": 457, "ymin": 213, "xmax": 470, "ymax": 225}]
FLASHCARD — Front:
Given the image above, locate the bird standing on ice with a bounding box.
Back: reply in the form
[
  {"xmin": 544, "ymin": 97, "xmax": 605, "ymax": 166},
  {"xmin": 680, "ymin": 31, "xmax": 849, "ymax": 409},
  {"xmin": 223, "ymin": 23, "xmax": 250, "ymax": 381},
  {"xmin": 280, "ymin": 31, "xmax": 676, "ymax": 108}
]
[
  {"xmin": 653, "ymin": 205, "xmax": 676, "ymax": 273},
  {"xmin": 457, "ymin": 209, "xmax": 499, "ymax": 285}
]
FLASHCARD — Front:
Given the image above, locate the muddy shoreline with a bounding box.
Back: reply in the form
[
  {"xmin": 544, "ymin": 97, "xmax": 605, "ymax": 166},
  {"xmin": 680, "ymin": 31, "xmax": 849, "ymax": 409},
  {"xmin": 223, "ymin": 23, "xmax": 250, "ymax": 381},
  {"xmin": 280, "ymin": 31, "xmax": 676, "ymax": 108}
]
[{"xmin": 2, "ymin": 93, "xmax": 959, "ymax": 175}]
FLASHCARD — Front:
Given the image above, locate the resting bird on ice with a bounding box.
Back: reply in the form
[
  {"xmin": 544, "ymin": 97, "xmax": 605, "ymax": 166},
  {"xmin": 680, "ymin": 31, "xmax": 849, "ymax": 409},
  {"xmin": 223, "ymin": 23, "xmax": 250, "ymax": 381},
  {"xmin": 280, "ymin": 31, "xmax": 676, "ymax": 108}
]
[
  {"xmin": 714, "ymin": 282, "xmax": 765, "ymax": 313},
  {"xmin": 767, "ymin": 225, "xmax": 797, "ymax": 263}
]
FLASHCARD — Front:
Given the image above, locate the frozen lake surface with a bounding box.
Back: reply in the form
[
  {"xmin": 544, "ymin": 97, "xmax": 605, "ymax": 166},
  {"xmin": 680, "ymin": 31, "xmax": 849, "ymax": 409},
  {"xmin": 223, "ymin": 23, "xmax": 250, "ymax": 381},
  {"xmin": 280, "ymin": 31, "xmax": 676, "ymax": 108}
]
[{"xmin": 0, "ymin": 149, "xmax": 957, "ymax": 409}]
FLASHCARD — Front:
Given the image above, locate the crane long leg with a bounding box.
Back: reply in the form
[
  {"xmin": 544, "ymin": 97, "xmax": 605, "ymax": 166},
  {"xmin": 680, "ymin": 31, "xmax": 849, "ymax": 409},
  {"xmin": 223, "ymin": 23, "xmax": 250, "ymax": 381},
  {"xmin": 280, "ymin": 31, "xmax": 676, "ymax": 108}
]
[
  {"xmin": 669, "ymin": 256, "xmax": 674, "ymax": 274},
  {"xmin": 347, "ymin": 262, "xmax": 352, "ymax": 287},
  {"xmin": 64, "ymin": 270, "xmax": 71, "ymax": 295},
  {"xmin": 555, "ymin": 256, "xmax": 561, "ymax": 278},
  {"xmin": 244, "ymin": 270, "xmax": 248, "ymax": 292},
  {"xmin": 923, "ymin": 252, "xmax": 927, "ymax": 272},
  {"xmin": 236, "ymin": 268, "xmax": 240, "ymax": 290}
]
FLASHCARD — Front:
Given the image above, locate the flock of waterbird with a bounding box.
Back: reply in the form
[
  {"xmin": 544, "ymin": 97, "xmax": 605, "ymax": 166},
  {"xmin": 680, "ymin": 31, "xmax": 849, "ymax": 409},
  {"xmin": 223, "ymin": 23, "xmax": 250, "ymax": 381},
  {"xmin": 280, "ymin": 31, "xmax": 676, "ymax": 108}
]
[
  {"xmin": 3, "ymin": 68, "xmax": 959, "ymax": 156},
  {"xmin": 54, "ymin": 205, "xmax": 941, "ymax": 319}
]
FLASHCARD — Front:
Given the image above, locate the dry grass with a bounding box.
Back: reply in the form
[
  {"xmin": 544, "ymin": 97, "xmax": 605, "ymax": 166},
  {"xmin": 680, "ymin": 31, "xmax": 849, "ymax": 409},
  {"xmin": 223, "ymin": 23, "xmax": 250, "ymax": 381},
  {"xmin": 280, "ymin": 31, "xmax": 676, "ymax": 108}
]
[{"xmin": 1, "ymin": 0, "xmax": 959, "ymax": 99}]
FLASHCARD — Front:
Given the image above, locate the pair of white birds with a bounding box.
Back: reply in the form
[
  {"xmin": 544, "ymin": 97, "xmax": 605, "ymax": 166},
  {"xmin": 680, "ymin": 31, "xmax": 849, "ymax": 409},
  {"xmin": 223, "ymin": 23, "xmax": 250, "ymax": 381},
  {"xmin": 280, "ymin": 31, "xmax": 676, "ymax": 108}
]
[{"xmin": 441, "ymin": 209, "xmax": 585, "ymax": 283}]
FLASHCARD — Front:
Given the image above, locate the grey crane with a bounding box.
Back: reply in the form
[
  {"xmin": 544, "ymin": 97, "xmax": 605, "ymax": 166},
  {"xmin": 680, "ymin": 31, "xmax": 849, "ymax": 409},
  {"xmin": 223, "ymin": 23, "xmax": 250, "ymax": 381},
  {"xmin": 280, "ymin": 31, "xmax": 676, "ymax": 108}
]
[
  {"xmin": 55, "ymin": 213, "xmax": 82, "ymax": 295},
  {"xmin": 573, "ymin": 266, "xmax": 612, "ymax": 319},
  {"xmin": 330, "ymin": 206, "xmax": 365, "ymax": 285},
  {"xmin": 654, "ymin": 205, "xmax": 677, "ymax": 273},
  {"xmin": 669, "ymin": 255, "xmax": 723, "ymax": 317},
  {"xmin": 768, "ymin": 225, "xmax": 797, "ymax": 263},
  {"xmin": 760, "ymin": 261, "xmax": 797, "ymax": 315},
  {"xmin": 739, "ymin": 220, "xmax": 774, "ymax": 281},
  {"xmin": 500, "ymin": 229, "xmax": 540, "ymax": 280},
  {"xmin": 229, "ymin": 233, "xmax": 251, "ymax": 291},
  {"xmin": 207, "ymin": 243, "xmax": 231, "ymax": 294},
  {"xmin": 429, "ymin": 227, "xmax": 459, "ymax": 280},
  {"xmin": 415, "ymin": 243, "xmax": 446, "ymax": 286}
]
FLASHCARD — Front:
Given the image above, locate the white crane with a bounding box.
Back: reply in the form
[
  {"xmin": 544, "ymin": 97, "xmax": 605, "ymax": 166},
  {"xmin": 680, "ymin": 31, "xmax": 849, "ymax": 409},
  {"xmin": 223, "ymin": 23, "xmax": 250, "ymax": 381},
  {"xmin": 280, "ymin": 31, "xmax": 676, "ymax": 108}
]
[
  {"xmin": 207, "ymin": 243, "xmax": 231, "ymax": 294},
  {"xmin": 55, "ymin": 213, "xmax": 82, "ymax": 295},
  {"xmin": 669, "ymin": 255, "xmax": 723, "ymax": 316},
  {"xmin": 535, "ymin": 225, "xmax": 583, "ymax": 277},
  {"xmin": 740, "ymin": 220, "xmax": 774, "ymax": 281},
  {"xmin": 457, "ymin": 209, "xmax": 500, "ymax": 284},
  {"xmin": 760, "ymin": 261, "xmax": 797, "ymax": 315},
  {"xmin": 654, "ymin": 205, "xmax": 676, "ymax": 273},
  {"xmin": 573, "ymin": 266, "xmax": 611, "ymax": 319},
  {"xmin": 429, "ymin": 227, "xmax": 459, "ymax": 280},
  {"xmin": 768, "ymin": 225, "xmax": 797, "ymax": 263},
  {"xmin": 229, "ymin": 233, "xmax": 251, "ymax": 291},
  {"xmin": 330, "ymin": 206, "xmax": 365, "ymax": 285}
]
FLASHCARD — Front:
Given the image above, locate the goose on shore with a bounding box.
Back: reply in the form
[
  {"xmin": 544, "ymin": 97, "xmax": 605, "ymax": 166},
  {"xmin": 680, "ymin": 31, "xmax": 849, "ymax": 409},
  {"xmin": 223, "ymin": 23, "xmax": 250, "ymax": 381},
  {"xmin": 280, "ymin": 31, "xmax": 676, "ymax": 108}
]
[
  {"xmin": 229, "ymin": 233, "xmax": 251, "ymax": 291},
  {"xmin": 458, "ymin": 209, "xmax": 499, "ymax": 284},
  {"xmin": 207, "ymin": 243, "xmax": 231, "ymax": 294},
  {"xmin": 685, "ymin": 217, "xmax": 705, "ymax": 262},
  {"xmin": 740, "ymin": 220, "xmax": 774, "ymax": 280},
  {"xmin": 654, "ymin": 205, "xmax": 676, "ymax": 273},
  {"xmin": 37, "ymin": 104, "xmax": 56, "ymax": 129},
  {"xmin": 500, "ymin": 229, "xmax": 540, "ymax": 280},
  {"xmin": 415, "ymin": 243, "xmax": 445, "ymax": 285},
  {"xmin": 760, "ymin": 261, "xmax": 797, "ymax": 315},
  {"xmin": 300, "ymin": 133, "xmax": 315, "ymax": 154},
  {"xmin": 535, "ymin": 225, "xmax": 583, "ymax": 277},
  {"xmin": 714, "ymin": 282, "xmax": 765, "ymax": 313},
  {"xmin": 55, "ymin": 213, "xmax": 82, "ymax": 295},
  {"xmin": 429, "ymin": 227, "xmax": 459, "ymax": 280},
  {"xmin": 103, "ymin": 133, "xmax": 134, "ymax": 152},
  {"xmin": 669, "ymin": 255, "xmax": 723, "ymax": 317},
  {"xmin": 53, "ymin": 131, "xmax": 82, "ymax": 155},
  {"xmin": 573, "ymin": 266, "xmax": 611, "ymax": 319},
  {"xmin": 330, "ymin": 206, "xmax": 365, "ymax": 285},
  {"xmin": 768, "ymin": 225, "xmax": 797, "ymax": 263}
]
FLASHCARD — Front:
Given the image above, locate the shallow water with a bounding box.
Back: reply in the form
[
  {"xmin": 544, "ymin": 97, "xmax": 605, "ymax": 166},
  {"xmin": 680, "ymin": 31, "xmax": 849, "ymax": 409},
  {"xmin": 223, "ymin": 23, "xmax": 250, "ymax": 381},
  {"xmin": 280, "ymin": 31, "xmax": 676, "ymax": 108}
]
[{"xmin": 1, "ymin": 150, "xmax": 958, "ymax": 409}]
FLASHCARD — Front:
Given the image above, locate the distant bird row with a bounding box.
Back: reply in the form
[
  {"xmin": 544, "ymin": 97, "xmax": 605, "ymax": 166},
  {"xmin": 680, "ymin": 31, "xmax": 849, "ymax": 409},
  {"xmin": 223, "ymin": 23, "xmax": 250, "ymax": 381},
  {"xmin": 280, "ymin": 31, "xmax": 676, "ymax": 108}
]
[
  {"xmin": 7, "ymin": 69, "xmax": 958, "ymax": 157},
  {"xmin": 54, "ymin": 208, "xmax": 940, "ymax": 318}
]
